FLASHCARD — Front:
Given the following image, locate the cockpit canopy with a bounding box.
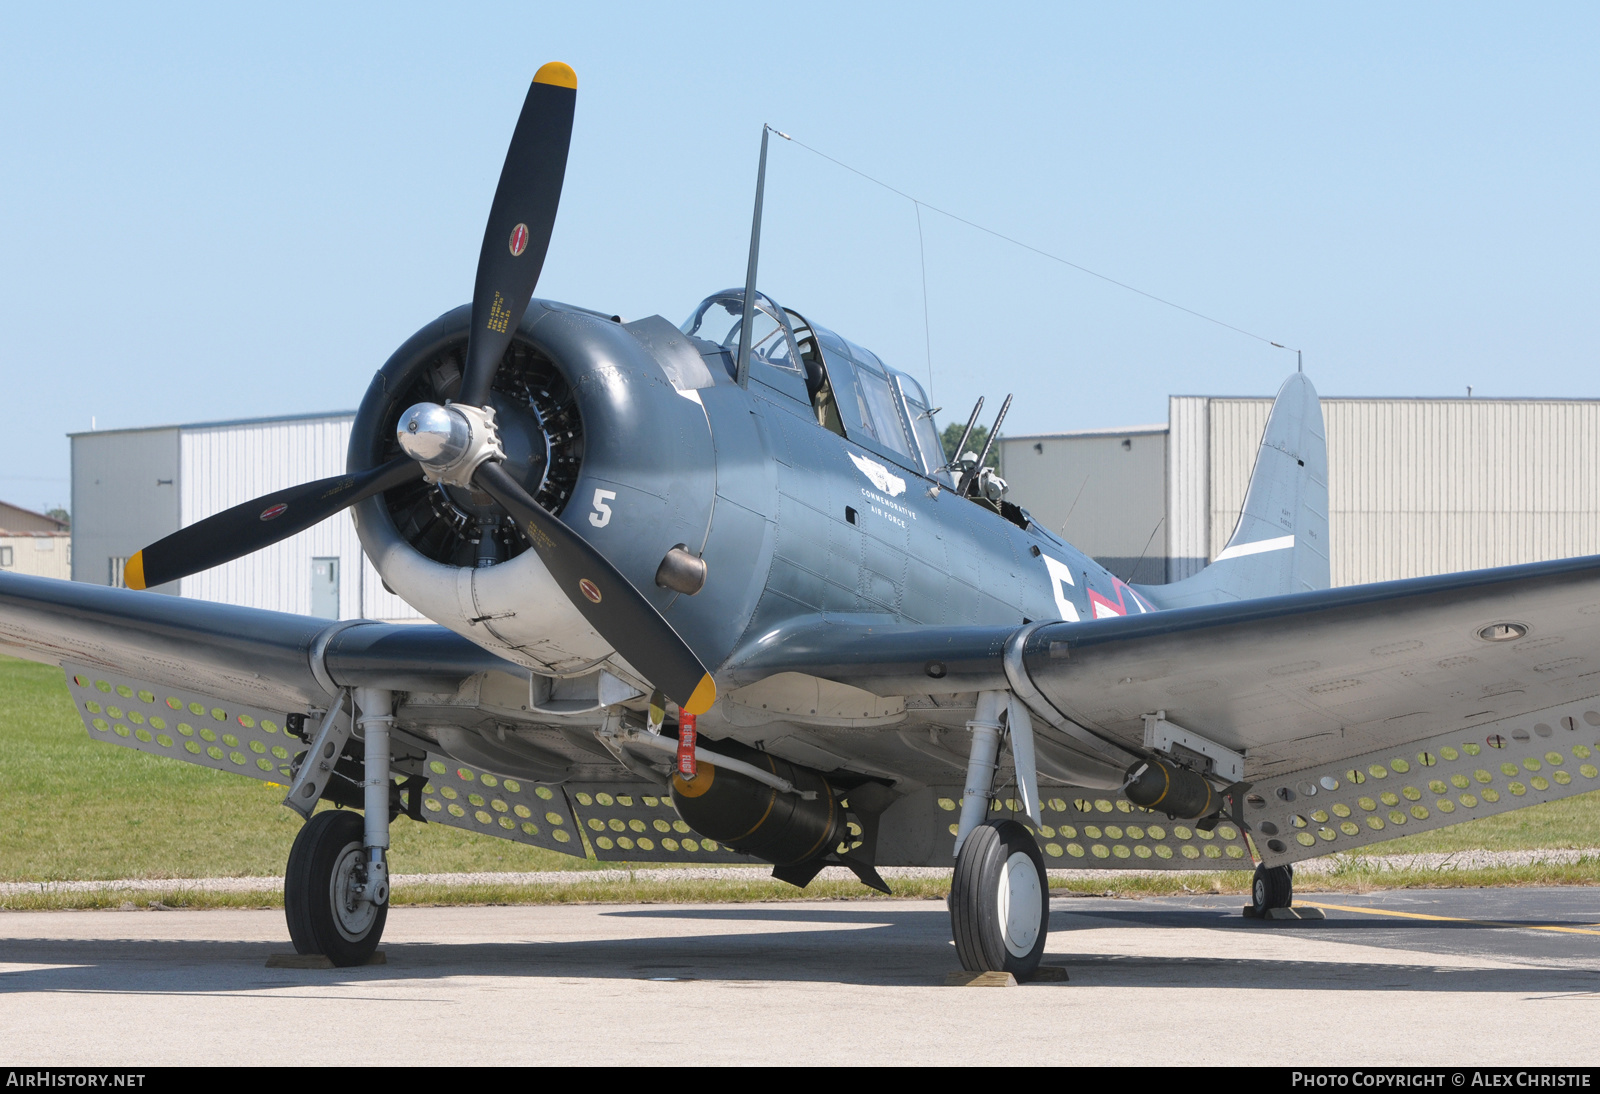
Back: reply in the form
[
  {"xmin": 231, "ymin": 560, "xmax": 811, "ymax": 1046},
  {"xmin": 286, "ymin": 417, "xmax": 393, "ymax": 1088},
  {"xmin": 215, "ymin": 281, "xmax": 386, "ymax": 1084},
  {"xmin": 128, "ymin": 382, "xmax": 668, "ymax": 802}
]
[
  {"xmin": 681, "ymin": 292, "xmax": 802, "ymax": 371},
  {"xmin": 681, "ymin": 291, "xmax": 949, "ymax": 484}
]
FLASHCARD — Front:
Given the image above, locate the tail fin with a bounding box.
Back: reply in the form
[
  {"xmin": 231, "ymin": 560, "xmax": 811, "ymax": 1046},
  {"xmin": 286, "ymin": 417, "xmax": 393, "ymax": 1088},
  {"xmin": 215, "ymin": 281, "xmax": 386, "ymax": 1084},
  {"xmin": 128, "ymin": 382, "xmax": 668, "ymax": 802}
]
[{"xmin": 1138, "ymin": 372, "xmax": 1329, "ymax": 608}]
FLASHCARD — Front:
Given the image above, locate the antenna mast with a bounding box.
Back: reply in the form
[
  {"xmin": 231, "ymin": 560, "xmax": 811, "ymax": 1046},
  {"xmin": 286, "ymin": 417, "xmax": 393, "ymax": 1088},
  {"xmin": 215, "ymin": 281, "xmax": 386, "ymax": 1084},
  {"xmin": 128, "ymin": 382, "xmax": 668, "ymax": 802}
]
[{"xmin": 735, "ymin": 126, "xmax": 771, "ymax": 389}]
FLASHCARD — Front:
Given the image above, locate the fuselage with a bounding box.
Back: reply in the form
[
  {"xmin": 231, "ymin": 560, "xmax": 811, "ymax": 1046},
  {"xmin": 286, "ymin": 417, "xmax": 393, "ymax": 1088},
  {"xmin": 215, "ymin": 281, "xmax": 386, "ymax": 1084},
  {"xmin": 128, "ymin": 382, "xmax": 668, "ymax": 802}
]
[{"xmin": 350, "ymin": 291, "xmax": 1150, "ymax": 688}]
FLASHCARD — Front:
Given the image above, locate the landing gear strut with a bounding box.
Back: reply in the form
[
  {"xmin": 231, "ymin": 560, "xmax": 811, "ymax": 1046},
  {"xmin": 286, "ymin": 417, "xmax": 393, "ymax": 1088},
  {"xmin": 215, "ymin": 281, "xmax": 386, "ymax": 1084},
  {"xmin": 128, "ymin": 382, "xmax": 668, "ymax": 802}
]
[
  {"xmin": 1251, "ymin": 863, "xmax": 1293, "ymax": 915},
  {"xmin": 284, "ymin": 687, "xmax": 393, "ymax": 967}
]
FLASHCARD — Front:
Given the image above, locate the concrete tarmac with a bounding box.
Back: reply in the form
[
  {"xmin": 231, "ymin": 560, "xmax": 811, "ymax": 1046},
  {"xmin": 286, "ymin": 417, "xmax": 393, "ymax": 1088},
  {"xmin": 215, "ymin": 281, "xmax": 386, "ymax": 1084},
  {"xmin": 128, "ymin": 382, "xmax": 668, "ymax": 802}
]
[{"xmin": 4, "ymin": 888, "xmax": 1600, "ymax": 1065}]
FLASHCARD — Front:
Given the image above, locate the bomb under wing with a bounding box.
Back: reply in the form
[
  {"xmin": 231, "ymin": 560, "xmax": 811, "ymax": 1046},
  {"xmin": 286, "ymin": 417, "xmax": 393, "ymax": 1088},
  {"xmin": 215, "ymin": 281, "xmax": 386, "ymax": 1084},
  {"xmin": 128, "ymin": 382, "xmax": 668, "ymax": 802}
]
[{"xmin": 1123, "ymin": 758, "xmax": 1218, "ymax": 820}]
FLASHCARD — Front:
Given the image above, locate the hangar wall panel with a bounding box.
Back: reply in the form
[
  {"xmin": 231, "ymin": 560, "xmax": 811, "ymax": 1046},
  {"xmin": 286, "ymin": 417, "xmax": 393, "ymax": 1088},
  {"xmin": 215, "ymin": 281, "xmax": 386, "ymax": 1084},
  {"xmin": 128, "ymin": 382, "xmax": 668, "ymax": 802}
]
[
  {"xmin": 70, "ymin": 427, "xmax": 180, "ymax": 590},
  {"xmin": 175, "ymin": 414, "xmax": 420, "ymax": 621},
  {"xmin": 998, "ymin": 428, "xmax": 1167, "ymax": 582},
  {"xmin": 1205, "ymin": 398, "xmax": 1274, "ymax": 561},
  {"xmin": 0, "ymin": 533, "xmax": 72, "ymax": 580},
  {"xmin": 1166, "ymin": 396, "xmax": 1209, "ymax": 581}
]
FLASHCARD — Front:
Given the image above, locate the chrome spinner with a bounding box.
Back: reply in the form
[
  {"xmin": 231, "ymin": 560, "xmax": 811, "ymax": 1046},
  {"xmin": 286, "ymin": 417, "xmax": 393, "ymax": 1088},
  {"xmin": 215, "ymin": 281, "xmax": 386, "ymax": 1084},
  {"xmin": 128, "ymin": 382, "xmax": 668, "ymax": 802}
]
[{"xmin": 396, "ymin": 401, "xmax": 505, "ymax": 488}]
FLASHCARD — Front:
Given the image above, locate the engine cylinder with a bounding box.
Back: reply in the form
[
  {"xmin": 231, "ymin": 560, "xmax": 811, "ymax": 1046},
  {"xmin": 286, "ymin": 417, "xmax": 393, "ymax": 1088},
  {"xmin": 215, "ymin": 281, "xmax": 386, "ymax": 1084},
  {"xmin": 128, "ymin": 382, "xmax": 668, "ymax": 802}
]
[
  {"xmin": 669, "ymin": 737, "xmax": 845, "ymax": 866},
  {"xmin": 1124, "ymin": 759, "xmax": 1217, "ymax": 819}
]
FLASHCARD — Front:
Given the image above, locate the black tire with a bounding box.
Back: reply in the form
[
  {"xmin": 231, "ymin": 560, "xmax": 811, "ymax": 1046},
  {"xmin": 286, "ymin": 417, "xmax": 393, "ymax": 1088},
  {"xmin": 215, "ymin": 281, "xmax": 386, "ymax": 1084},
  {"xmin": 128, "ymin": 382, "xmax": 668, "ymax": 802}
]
[
  {"xmin": 285, "ymin": 809, "xmax": 388, "ymax": 966},
  {"xmin": 1251, "ymin": 863, "xmax": 1293, "ymax": 913},
  {"xmin": 950, "ymin": 819, "xmax": 1049, "ymax": 980}
]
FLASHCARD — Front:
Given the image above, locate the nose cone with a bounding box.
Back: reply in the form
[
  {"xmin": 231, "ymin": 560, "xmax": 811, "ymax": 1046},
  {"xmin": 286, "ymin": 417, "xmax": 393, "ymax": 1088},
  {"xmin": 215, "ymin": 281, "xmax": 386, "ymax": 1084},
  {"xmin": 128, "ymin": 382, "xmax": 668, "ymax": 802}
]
[{"xmin": 397, "ymin": 402, "xmax": 470, "ymax": 464}]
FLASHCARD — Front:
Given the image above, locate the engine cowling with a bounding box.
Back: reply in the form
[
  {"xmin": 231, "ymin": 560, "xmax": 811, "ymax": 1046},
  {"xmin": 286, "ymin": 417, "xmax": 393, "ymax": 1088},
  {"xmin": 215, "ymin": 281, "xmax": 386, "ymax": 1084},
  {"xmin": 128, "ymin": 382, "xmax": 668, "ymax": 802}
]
[{"xmin": 348, "ymin": 301, "xmax": 719, "ymax": 678}]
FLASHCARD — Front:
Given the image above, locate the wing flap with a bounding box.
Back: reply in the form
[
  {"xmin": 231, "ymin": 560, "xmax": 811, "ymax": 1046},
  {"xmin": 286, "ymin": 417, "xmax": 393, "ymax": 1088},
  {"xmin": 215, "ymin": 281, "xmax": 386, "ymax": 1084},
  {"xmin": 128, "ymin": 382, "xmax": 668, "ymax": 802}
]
[
  {"xmin": 415, "ymin": 756, "xmax": 585, "ymax": 857},
  {"xmin": 1244, "ymin": 694, "xmax": 1600, "ymax": 868},
  {"xmin": 878, "ymin": 786, "xmax": 1253, "ymax": 868},
  {"xmin": 726, "ymin": 557, "xmax": 1600, "ymax": 784},
  {"xmin": 65, "ymin": 663, "xmax": 301, "ymax": 784},
  {"xmin": 563, "ymin": 785, "xmax": 753, "ymax": 862}
]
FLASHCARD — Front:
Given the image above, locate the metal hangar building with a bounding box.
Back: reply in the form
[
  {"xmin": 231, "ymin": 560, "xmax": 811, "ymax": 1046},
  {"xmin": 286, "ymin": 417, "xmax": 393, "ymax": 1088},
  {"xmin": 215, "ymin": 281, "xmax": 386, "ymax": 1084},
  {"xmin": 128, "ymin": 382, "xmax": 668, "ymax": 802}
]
[
  {"xmin": 67, "ymin": 395, "xmax": 1600, "ymax": 616},
  {"xmin": 998, "ymin": 395, "xmax": 1600, "ymax": 588},
  {"xmin": 70, "ymin": 412, "xmax": 420, "ymax": 621}
]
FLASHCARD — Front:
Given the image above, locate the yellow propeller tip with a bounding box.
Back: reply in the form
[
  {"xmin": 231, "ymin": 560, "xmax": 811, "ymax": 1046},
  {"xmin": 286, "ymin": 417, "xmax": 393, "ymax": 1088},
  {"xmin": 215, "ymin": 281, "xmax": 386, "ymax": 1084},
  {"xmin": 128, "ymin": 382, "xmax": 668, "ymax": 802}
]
[
  {"xmin": 682, "ymin": 675, "xmax": 717, "ymax": 716},
  {"xmin": 124, "ymin": 552, "xmax": 147, "ymax": 591},
  {"xmin": 534, "ymin": 62, "xmax": 577, "ymax": 89}
]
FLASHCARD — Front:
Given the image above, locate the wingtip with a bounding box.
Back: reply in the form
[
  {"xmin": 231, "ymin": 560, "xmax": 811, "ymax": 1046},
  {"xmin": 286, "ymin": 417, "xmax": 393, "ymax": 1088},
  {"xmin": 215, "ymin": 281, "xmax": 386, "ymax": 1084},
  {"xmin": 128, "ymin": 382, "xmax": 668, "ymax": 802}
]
[{"xmin": 124, "ymin": 551, "xmax": 146, "ymax": 591}]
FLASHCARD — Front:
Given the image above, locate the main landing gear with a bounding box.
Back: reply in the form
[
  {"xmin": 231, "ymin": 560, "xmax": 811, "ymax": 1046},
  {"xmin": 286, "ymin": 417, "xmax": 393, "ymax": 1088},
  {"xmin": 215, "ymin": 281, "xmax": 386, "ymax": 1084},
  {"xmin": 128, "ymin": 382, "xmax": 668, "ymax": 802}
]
[
  {"xmin": 285, "ymin": 809, "xmax": 388, "ymax": 965},
  {"xmin": 948, "ymin": 690, "xmax": 1051, "ymax": 981},
  {"xmin": 284, "ymin": 687, "xmax": 394, "ymax": 967},
  {"xmin": 1251, "ymin": 863, "xmax": 1294, "ymax": 915}
]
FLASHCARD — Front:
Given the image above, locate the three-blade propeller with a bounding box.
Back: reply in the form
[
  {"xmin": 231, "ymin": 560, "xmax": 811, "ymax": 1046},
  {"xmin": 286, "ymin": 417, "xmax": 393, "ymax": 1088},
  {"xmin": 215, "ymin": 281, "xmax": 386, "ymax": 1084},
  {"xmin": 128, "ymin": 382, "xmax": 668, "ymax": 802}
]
[
  {"xmin": 125, "ymin": 457, "xmax": 424, "ymax": 591},
  {"xmin": 125, "ymin": 62, "xmax": 717, "ymax": 716}
]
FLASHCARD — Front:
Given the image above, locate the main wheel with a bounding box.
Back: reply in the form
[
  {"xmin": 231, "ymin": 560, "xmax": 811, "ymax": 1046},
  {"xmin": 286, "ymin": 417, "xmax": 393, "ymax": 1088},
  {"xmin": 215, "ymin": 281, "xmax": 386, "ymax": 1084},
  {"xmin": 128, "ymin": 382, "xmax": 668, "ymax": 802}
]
[
  {"xmin": 950, "ymin": 819, "xmax": 1049, "ymax": 980},
  {"xmin": 285, "ymin": 809, "xmax": 388, "ymax": 966},
  {"xmin": 1251, "ymin": 863, "xmax": 1293, "ymax": 914}
]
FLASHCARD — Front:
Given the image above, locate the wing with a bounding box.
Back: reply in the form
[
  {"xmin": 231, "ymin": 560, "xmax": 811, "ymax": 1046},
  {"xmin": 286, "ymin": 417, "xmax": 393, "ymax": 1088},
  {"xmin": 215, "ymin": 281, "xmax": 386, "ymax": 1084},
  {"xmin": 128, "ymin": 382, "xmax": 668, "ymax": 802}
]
[
  {"xmin": 726, "ymin": 555, "xmax": 1600, "ymax": 869},
  {"xmin": 730, "ymin": 554, "xmax": 1600, "ymax": 777},
  {"xmin": 1021, "ymin": 552, "xmax": 1600, "ymax": 776},
  {"xmin": 0, "ymin": 571, "xmax": 518, "ymax": 709},
  {"xmin": 0, "ymin": 571, "xmax": 678, "ymax": 860}
]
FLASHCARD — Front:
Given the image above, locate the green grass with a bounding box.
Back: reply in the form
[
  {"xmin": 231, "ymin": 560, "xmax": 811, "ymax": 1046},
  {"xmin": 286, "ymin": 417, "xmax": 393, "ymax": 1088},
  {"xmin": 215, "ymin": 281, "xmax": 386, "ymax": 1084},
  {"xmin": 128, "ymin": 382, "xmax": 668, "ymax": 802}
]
[
  {"xmin": 7, "ymin": 653, "xmax": 1600, "ymax": 908},
  {"xmin": 0, "ymin": 876, "xmax": 959, "ymax": 912},
  {"xmin": 1363, "ymin": 796, "xmax": 1600, "ymax": 854}
]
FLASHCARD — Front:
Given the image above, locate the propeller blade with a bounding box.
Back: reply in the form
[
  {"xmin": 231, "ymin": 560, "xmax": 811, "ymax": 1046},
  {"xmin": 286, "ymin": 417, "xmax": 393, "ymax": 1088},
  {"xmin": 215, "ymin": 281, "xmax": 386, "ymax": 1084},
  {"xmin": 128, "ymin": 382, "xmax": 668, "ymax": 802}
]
[
  {"xmin": 473, "ymin": 461, "xmax": 717, "ymax": 715},
  {"xmin": 125, "ymin": 456, "xmax": 424, "ymax": 591},
  {"xmin": 459, "ymin": 62, "xmax": 577, "ymax": 407}
]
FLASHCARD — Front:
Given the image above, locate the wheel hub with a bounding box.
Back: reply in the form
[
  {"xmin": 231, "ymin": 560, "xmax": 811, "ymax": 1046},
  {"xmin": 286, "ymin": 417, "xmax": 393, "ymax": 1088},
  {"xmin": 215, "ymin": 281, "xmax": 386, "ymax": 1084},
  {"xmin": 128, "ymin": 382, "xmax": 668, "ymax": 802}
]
[
  {"xmin": 329, "ymin": 842, "xmax": 382, "ymax": 942},
  {"xmin": 998, "ymin": 850, "xmax": 1042, "ymax": 957}
]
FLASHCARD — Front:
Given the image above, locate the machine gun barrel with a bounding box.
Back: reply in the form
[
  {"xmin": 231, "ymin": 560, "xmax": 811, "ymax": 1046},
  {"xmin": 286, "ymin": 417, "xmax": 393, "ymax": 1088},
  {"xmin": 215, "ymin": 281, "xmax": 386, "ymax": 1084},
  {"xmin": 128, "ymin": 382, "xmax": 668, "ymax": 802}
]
[
  {"xmin": 961, "ymin": 393, "xmax": 1011, "ymax": 497},
  {"xmin": 947, "ymin": 396, "xmax": 984, "ymax": 476}
]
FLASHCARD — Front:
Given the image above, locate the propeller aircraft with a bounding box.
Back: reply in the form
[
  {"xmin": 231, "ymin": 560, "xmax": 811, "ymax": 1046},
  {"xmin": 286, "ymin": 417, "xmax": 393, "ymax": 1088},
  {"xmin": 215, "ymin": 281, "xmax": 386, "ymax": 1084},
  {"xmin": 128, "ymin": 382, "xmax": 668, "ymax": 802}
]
[{"xmin": 6, "ymin": 63, "xmax": 1600, "ymax": 978}]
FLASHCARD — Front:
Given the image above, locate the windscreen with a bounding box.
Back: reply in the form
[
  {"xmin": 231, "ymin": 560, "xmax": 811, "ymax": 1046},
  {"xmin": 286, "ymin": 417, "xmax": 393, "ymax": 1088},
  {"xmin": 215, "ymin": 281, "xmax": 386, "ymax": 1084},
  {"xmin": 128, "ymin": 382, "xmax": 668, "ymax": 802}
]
[{"xmin": 894, "ymin": 373, "xmax": 951, "ymax": 483}]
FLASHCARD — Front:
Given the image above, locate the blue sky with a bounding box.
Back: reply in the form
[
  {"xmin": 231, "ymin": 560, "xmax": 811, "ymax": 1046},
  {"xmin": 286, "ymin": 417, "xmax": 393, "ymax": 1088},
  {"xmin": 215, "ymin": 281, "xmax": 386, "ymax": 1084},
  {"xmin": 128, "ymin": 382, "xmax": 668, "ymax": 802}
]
[{"xmin": 2, "ymin": 3, "xmax": 1596, "ymax": 514}]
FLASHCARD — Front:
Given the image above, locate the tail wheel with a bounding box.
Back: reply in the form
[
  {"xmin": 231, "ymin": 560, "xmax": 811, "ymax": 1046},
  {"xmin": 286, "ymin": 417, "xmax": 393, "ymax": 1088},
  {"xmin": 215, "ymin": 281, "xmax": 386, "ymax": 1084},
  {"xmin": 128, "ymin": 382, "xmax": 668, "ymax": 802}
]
[
  {"xmin": 1251, "ymin": 863, "xmax": 1294, "ymax": 913},
  {"xmin": 285, "ymin": 809, "xmax": 388, "ymax": 966},
  {"xmin": 950, "ymin": 819, "xmax": 1049, "ymax": 980}
]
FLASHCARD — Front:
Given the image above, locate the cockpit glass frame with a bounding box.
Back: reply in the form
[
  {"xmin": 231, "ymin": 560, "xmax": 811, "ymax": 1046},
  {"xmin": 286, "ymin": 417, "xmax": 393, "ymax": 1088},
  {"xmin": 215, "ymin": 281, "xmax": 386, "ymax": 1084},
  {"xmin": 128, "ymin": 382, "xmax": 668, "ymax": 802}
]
[
  {"xmin": 682, "ymin": 294, "xmax": 948, "ymax": 481},
  {"xmin": 893, "ymin": 373, "xmax": 952, "ymax": 485},
  {"xmin": 680, "ymin": 291, "xmax": 803, "ymax": 374},
  {"xmin": 806, "ymin": 326, "xmax": 948, "ymax": 479},
  {"xmin": 812, "ymin": 329, "xmax": 878, "ymax": 443},
  {"xmin": 850, "ymin": 350, "xmax": 916, "ymax": 462}
]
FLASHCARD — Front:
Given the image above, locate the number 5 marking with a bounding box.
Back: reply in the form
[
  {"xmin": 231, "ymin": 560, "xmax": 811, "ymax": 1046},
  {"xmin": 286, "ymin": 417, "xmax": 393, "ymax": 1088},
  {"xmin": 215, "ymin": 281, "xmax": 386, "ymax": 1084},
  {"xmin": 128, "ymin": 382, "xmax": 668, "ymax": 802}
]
[{"xmin": 589, "ymin": 489, "xmax": 617, "ymax": 528}]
